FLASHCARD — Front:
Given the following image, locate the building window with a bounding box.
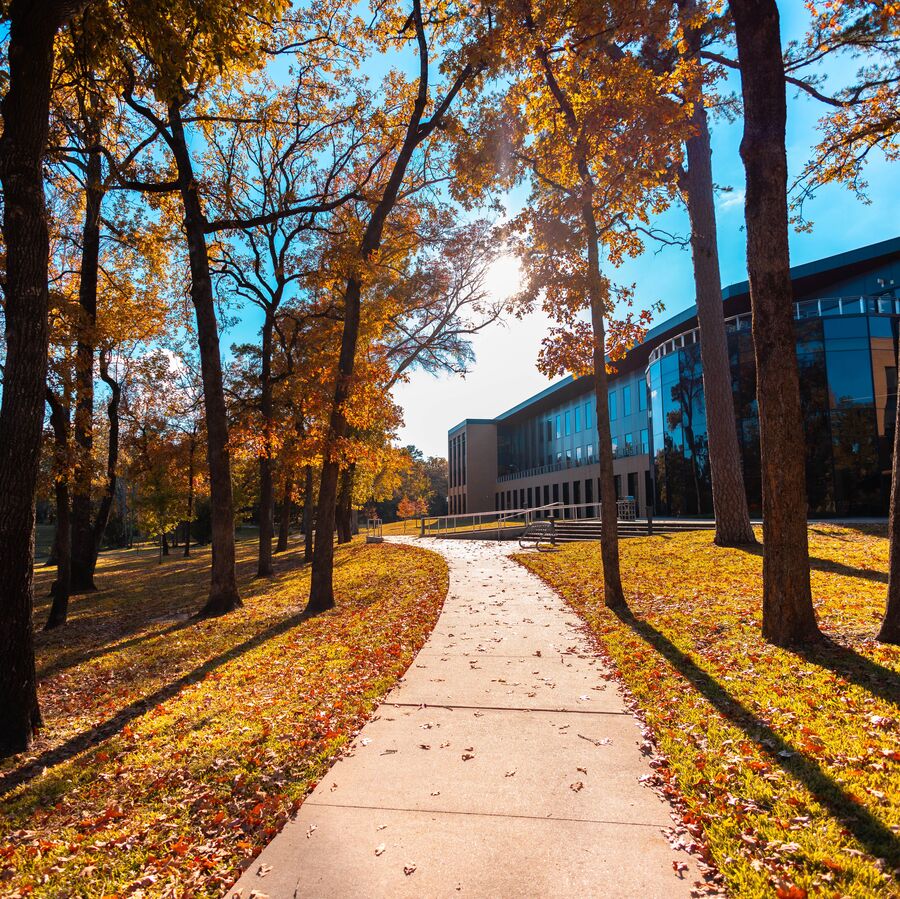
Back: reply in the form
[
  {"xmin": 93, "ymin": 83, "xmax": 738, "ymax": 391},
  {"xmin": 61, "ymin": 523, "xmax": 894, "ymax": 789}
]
[
  {"xmin": 584, "ymin": 402, "xmax": 592, "ymax": 429},
  {"xmin": 562, "ymin": 482, "xmax": 570, "ymax": 504},
  {"xmin": 574, "ymin": 406, "xmax": 581, "ymax": 432},
  {"xmin": 564, "ymin": 410, "xmax": 571, "ymax": 436},
  {"xmin": 624, "ymin": 432, "xmax": 633, "ymax": 452},
  {"xmin": 527, "ymin": 487, "xmax": 533, "ymax": 508},
  {"xmin": 552, "ymin": 483, "xmax": 559, "ymax": 504},
  {"xmin": 587, "ymin": 443, "xmax": 594, "ymax": 462},
  {"xmin": 573, "ymin": 480, "xmax": 581, "ymax": 506},
  {"xmin": 640, "ymin": 428, "xmax": 649, "ymax": 454},
  {"xmin": 623, "ymin": 384, "xmax": 632, "ymax": 417},
  {"xmin": 565, "ymin": 449, "xmax": 572, "ymax": 465},
  {"xmin": 555, "ymin": 414, "xmax": 561, "ymax": 439},
  {"xmin": 543, "ymin": 484, "xmax": 550, "ymax": 506},
  {"xmin": 638, "ymin": 384, "xmax": 647, "ymax": 411},
  {"xmin": 608, "ymin": 390, "xmax": 617, "ymax": 421},
  {"xmin": 576, "ymin": 446, "xmax": 582, "ymax": 464},
  {"xmin": 546, "ymin": 418, "xmax": 553, "ymax": 441}
]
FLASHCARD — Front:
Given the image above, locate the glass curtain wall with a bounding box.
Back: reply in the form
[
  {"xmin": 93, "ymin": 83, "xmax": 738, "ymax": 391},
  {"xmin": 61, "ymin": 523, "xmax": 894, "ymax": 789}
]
[{"xmin": 648, "ymin": 311, "xmax": 898, "ymax": 517}]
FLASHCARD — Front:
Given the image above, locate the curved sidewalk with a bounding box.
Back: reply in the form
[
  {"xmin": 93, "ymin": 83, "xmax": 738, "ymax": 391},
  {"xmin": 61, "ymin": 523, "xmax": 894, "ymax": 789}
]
[{"xmin": 230, "ymin": 538, "xmax": 697, "ymax": 898}]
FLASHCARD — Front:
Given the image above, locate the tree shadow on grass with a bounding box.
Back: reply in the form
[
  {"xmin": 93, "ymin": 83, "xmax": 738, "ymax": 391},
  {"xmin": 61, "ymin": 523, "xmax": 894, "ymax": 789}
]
[
  {"xmin": 613, "ymin": 605, "xmax": 900, "ymax": 869},
  {"xmin": 0, "ymin": 605, "xmax": 319, "ymax": 799},
  {"xmin": 735, "ymin": 541, "xmax": 888, "ymax": 585}
]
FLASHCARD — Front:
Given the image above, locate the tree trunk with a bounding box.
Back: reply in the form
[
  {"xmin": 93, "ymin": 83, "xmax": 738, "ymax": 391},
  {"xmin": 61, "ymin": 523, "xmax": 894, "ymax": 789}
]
[
  {"xmin": 276, "ymin": 475, "xmax": 292, "ymax": 554},
  {"xmin": 306, "ymin": 19, "xmax": 466, "ymax": 613},
  {"xmin": 730, "ymin": 0, "xmax": 820, "ymax": 645},
  {"xmin": 308, "ymin": 277, "xmax": 362, "ymax": 613},
  {"xmin": 70, "ymin": 141, "xmax": 103, "ymax": 593},
  {"xmin": 879, "ymin": 345, "xmax": 900, "ymax": 642},
  {"xmin": 336, "ymin": 466, "xmax": 354, "ymax": 544},
  {"xmin": 45, "ymin": 391, "xmax": 71, "ymax": 631},
  {"xmin": 0, "ymin": 0, "xmax": 70, "ymax": 757},
  {"xmin": 162, "ymin": 532, "xmax": 170, "ymax": 556},
  {"xmin": 681, "ymin": 76, "xmax": 756, "ymax": 546},
  {"xmin": 184, "ymin": 431, "xmax": 195, "ymax": 558},
  {"xmin": 303, "ymin": 466, "xmax": 314, "ymax": 564},
  {"xmin": 586, "ymin": 244, "xmax": 627, "ymax": 611},
  {"xmin": 78, "ymin": 348, "xmax": 121, "ymax": 582},
  {"xmin": 168, "ymin": 100, "xmax": 241, "ymax": 616},
  {"xmin": 257, "ymin": 312, "xmax": 275, "ymax": 576}
]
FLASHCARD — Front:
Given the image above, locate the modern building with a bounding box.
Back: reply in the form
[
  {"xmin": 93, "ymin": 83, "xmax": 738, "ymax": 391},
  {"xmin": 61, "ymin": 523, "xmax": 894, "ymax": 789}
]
[{"xmin": 447, "ymin": 237, "xmax": 900, "ymax": 519}]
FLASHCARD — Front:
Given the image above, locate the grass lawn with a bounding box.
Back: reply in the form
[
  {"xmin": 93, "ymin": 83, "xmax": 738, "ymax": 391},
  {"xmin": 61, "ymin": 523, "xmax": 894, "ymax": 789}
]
[
  {"xmin": 1, "ymin": 537, "xmax": 448, "ymax": 897},
  {"xmin": 516, "ymin": 525, "xmax": 900, "ymax": 899}
]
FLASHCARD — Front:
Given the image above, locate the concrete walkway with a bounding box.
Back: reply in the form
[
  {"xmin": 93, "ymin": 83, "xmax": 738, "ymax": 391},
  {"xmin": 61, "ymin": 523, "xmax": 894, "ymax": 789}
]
[{"xmin": 230, "ymin": 538, "xmax": 697, "ymax": 898}]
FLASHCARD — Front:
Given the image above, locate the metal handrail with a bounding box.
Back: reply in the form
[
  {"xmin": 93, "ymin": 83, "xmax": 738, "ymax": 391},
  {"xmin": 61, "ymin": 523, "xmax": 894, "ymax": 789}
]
[{"xmin": 420, "ymin": 499, "xmax": 639, "ymax": 539}]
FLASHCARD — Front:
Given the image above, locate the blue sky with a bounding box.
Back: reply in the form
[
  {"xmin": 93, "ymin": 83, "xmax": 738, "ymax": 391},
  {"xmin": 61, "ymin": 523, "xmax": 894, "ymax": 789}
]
[{"xmin": 223, "ymin": 2, "xmax": 899, "ymax": 459}]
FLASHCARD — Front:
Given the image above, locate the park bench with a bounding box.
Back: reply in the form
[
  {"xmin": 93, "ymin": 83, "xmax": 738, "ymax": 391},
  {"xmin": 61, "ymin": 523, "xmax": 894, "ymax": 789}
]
[{"xmin": 518, "ymin": 519, "xmax": 557, "ymax": 551}]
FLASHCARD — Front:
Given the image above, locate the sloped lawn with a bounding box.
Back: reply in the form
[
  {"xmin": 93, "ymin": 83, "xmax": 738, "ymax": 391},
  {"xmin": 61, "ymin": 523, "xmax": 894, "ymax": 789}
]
[
  {"xmin": 516, "ymin": 525, "xmax": 899, "ymax": 898},
  {"xmin": 1, "ymin": 538, "xmax": 448, "ymax": 896}
]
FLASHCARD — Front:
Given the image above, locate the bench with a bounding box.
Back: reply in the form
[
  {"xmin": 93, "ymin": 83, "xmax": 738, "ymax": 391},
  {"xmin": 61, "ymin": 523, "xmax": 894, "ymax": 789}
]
[{"xmin": 518, "ymin": 519, "xmax": 557, "ymax": 551}]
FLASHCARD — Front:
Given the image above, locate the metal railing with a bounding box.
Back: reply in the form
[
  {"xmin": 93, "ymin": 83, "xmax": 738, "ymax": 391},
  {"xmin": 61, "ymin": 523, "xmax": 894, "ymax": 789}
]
[{"xmin": 420, "ymin": 499, "xmax": 639, "ymax": 539}]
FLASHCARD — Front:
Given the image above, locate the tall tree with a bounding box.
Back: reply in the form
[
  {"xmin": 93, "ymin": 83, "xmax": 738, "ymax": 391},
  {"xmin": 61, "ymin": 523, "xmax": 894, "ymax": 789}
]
[
  {"xmin": 674, "ymin": 0, "xmax": 756, "ymax": 545},
  {"xmin": 728, "ymin": 0, "xmax": 821, "ymax": 645},
  {"xmin": 0, "ymin": 0, "xmax": 84, "ymax": 757},
  {"xmin": 305, "ymin": 0, "xmax": 476, "ymax": 614},
  {"xmin": 462, "ymin": 0, "xmax": 687, "ymax": 609}
]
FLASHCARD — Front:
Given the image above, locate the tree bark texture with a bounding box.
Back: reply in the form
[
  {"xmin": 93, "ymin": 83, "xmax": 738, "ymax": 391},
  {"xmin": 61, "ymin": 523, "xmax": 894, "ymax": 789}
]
[
  {"xmin": 585, "ymin": 230, "xmax": 627, "ymax": 611},
  {"xmin": 276, "ymin": 476, "xmax": 292, "ymax": 554},
  {"xmin": 303, "ymin": 466, "xmax": 314, "ymax": 563},
  {"xmin": 730, "ymin": 0, "xmax": 820, "ymax": 645},
  {"xmin": 336, "ymin": 466, "xmax": 354, "ymax": 544},
  {"xmin": 879, "ymin": 344, "xmax": 900, "ymax": 643},
  {"xmin": 183, "ymin": 431, "xmax": 195, "ymax": 557},
  {"xmin": 256, "ymin": 313, "xmax": 275, "ymax": 576},
  {"xmin": 70, "ymin": 141, "xmax": 103, "ymax": 592},
  {"xmin": 81, "ymin": 349, "xmax": 121, "ymax": 577},
  {"xmin": 168, "ymin": 101, "xmax": 241, "ymax": 616},
  {"xmin": 0, "ymin": 0, "xmax": 73, "ymax": 756},
  {"xmin": 45, "ymin": 391, "xmax": 71, "ymax": 631},
  {"xmin": 680, "ymin": 15, "xmax": 756, "ymax": 547}
]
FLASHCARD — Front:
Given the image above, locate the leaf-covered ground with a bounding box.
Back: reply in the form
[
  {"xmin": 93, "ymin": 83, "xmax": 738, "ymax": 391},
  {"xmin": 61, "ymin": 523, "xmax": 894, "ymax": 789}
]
[
  {"xmin": 1, "ymin": 538, "xmax": 448, "ymax": 897},
  {"xmin": 516, "ymin": 525, "xmax": 900, "ymax": 899}
]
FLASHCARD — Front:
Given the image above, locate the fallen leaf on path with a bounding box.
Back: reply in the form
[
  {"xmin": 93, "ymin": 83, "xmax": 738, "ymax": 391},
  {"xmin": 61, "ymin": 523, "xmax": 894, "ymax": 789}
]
[
  {"xmin": 570, "ymin": 781, "xmax": 584, "ymax": 792},
  {"xmin": 305, "ymin": 825, "xmax": 317, "ymax": 839},
  {"xmin": 375, "ymin": 844, "xmax": 386, "ymax": 857},
  {"xmin": 404, "ymin": 864, "xmax": 417, "ymax": 876}
]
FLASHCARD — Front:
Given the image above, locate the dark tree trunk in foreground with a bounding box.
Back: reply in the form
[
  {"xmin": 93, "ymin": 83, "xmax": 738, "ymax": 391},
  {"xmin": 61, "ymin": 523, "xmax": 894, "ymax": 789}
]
[
  {"xmin": 879, "ymin": 358, "xmax": 900, "ymax": 643},
  {"xmin": 256, "ymin": 313, "xmax": 275, "ymax": 576},
  {"xmin": 70, "ymin": 142, "xmax": 104, "ymax": 593},
  {"xmin": 680, "ymin": 11, "xmax": 756, "ymax": 547},
  {"xmin": 162, "ymin": 532, "xmax": 170, "ymax": 556},
  {"xmin": 336, "ymin": 466, "xmax": 354, "ymax": 544},
  {"xmin": 730, "ymin": 0, "xmax": 820, "ymax": 645},
  {"xmin": 303, "ymin": 466, "xmax": 314, "ymax": 563},
  {"xmin": 168, "ymin": 101, "xmax": 241, "ymax": 616},
  {"xmin": 0, "ymin": 0, "xmax": 73, "ymax": 756},
  {"xmin": 45, "ymin": 391, "xmax": 71, "ymax": 631},
  {"xmin": 276, "ymin": 476, "xmax": 292, "ymax": 554}
]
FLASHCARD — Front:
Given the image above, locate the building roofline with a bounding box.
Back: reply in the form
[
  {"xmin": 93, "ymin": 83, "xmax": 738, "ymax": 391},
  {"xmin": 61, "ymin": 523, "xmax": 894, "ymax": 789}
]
[
  {"xmin": 447, "ymin": 236, "xmax": 900, "ymax": 435},
  {"xmin": 644, "ymin": 235, "xmax": 900, "ymax": 343},
  {"xmin": 448, "ymin": 418, "xmax": 495, "ymax": 434}
]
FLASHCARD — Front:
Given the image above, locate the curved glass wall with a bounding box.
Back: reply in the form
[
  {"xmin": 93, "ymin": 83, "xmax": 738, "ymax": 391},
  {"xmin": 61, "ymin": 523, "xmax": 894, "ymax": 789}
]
[{"xmin": 647, "ymin": 306, "xmax": 898, "ymax": 517}]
